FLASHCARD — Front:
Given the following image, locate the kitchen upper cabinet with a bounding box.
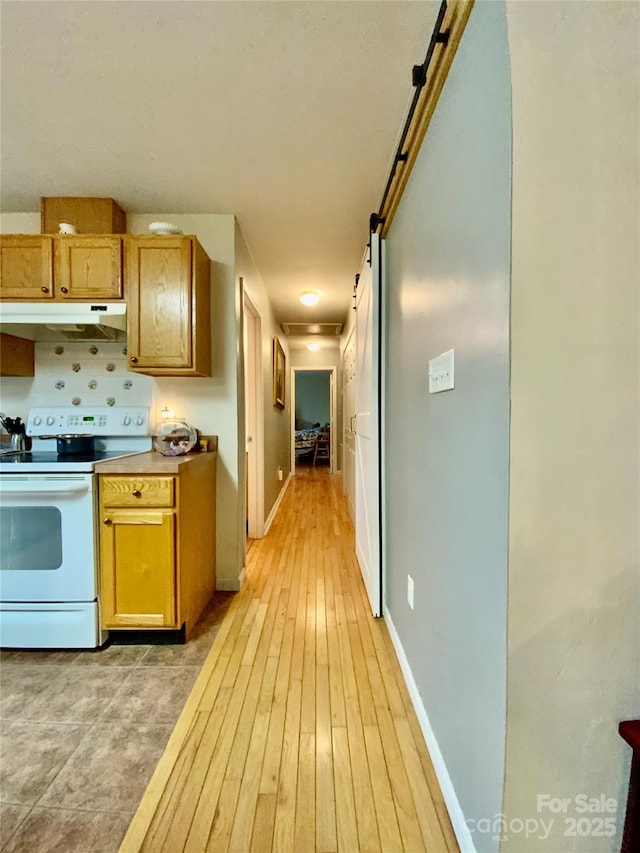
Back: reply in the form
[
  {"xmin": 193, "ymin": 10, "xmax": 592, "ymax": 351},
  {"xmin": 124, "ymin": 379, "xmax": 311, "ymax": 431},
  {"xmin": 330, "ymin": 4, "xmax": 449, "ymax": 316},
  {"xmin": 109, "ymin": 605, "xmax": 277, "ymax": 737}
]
[
  {"xmin": 126, "ymin": 236, "xmax": 211, "ymax": 376},
  {"xmin": 0, "ymin": 333, "xmax": 35, "ymax": 376},
  {"xmin": 54, "ymin": 236, "xmax": 123, "ymax": 299},
  {"xmin": 0, "ymin": 236, "xmax": 54, "ymax": 299},
  {"xmin": 0, "ymin": 235, "xmax": 123, "ymax": 301}
]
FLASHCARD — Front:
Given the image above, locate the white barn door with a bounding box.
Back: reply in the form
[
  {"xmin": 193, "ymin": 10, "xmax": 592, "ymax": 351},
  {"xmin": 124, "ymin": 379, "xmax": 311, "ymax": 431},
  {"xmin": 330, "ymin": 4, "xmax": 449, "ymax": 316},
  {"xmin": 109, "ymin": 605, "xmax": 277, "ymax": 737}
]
[{"xmin": 355, "ymin": 233, "xmax": 381, "ymax": 616}]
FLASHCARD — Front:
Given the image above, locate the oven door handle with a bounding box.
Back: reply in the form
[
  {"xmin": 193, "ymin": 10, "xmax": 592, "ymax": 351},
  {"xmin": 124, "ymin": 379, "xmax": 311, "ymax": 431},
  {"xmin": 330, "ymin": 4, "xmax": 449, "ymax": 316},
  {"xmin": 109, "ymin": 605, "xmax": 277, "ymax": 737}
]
[{"xmin": 0, "ymin": 482, "xmax": 91, "ymax": 494}]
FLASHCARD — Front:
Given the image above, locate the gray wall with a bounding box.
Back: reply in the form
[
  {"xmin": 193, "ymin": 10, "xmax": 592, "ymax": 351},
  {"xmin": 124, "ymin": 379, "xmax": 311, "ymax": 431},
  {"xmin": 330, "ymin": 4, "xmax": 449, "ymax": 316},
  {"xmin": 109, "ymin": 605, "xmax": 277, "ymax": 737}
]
[
  {"xmin": 235, "ymin": 223, "xmax": 291, "ymax": 524},
  {"xmin": 384, "ymin": 4, "xmax": 511, "ymax": 851},
  {"xmin": 295, "ymin": 370, "xmax": 330, "ymax": 428},
  {"xmin": 502, "ymin": 3, "xmax": 640, "ymax": 850}
]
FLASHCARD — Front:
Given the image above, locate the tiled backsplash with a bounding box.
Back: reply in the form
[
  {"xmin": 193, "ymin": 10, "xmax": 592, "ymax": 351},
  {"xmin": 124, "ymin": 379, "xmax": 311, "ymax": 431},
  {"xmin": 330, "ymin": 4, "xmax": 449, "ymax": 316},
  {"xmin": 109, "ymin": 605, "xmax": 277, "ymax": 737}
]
[{"xmin": 1, "ymin": 341, "xmax": 152, "ymax": 415}]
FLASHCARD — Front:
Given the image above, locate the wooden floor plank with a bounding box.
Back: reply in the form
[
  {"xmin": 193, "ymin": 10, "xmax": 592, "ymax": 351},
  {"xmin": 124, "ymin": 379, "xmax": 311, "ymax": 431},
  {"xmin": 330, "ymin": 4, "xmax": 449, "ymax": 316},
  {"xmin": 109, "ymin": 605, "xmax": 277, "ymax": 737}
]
[
  {"xmin": 158, "ymin": 689, "xmax": 232, "ymax": 852},
  {"xmin": 332, "ymin": 725, "xmax": 359, "ymax": 853},
  {"xmin": 142, "ymin": 712, "xmax": 210, "ymax": 853},
  {"xmin": 227, "ymin": 656, "xmax": 279, "ymax": 851},
  {"xmin": 120, "ymin": 468, "xmax": 459, "ymax": 853},
  {"xmin": 363, "ymin": 724, "xmax": 403, "ymax": 852},
  {"xmin": 316, "ymin": 663, "xmax": 337, "ymax": 853},
  {"xmin": 293, "ymin": 731, "xmax": 316, "ymax": 851},
  {"xmin": 259, "ymin": 616, "xmax": 295, "ymax": 796},
  {"xmin": 249, "ymin": 793, "xmax": 277, "ymax": 852},
  {"xmin": 300, "ymin": 554, "xmax": 317, "ymax": 735},
  {"xmin": 394, "ymin": 715, "xmax": 451, "ymax": 851},
  {"xmin": 204, "ymin": 777, "xmax": 240, "ymax": 853},
  {"xmin": 365, "ymin": 655, "xmax": 426, "ymax": 853},
  {"xmin": 182, "ymin": 666, "xmax": 253, "ymax": 850},
  {"xmin": 271, "ymin": 674, "xmax": 302, "ymax": 852}
]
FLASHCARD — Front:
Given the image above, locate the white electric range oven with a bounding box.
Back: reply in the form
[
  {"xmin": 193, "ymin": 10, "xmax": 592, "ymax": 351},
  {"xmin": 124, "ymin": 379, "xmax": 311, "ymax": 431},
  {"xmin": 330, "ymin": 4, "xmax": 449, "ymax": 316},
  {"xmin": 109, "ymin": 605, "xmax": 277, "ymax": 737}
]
[{"xmin": 0, "ymin": 406, "xmax": 151, "ymax": 649}]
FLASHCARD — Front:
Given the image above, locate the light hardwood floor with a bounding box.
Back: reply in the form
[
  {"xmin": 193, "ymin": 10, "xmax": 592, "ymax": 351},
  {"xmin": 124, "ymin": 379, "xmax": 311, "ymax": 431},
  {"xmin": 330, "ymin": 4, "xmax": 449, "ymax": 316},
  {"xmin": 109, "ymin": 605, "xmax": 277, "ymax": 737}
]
[{"xmin": 120, "ymin": 468, "xmax": 458, "ymax": 853}]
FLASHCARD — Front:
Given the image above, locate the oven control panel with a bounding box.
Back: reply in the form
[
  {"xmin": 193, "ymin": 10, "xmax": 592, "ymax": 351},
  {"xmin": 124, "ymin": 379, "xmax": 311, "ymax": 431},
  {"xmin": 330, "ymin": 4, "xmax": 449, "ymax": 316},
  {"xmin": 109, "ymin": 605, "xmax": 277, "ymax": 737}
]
[{"xmin": 27, "ymin": 406, "xmax": 151, "ymax": 437}]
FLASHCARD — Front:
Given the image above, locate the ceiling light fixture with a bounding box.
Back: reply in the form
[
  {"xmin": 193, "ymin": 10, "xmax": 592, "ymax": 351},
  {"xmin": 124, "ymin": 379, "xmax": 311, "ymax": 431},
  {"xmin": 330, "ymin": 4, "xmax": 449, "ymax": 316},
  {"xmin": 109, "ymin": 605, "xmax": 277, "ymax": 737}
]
[
  {"xmin": 300, "ymin": 291, "xmax": 319, "ymax": 307},
  {"xmin": 307, "ymin": 343, "xmax": 320, "ymax": 352}
]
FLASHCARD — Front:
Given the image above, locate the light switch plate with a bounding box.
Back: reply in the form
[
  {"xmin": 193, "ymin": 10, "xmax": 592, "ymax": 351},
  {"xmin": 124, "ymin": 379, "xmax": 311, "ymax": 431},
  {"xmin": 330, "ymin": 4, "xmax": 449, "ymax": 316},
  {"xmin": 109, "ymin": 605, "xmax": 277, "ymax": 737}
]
[{"xmin": 428, "ymin": 349, "xmax": 455, "ymax": 394}]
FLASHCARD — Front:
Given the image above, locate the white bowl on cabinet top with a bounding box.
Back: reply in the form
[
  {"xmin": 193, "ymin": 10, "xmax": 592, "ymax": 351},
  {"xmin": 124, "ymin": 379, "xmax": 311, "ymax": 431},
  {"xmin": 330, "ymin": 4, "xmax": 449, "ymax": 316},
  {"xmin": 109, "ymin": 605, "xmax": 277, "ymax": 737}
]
[{"xmin": 148, "ymin": 221, "xmax": 183, "ymax": 236}]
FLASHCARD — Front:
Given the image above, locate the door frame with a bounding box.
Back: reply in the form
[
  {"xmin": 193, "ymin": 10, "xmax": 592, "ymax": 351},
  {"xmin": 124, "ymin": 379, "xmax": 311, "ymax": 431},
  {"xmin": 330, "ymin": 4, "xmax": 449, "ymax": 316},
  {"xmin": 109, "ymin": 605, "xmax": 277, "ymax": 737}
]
[
  {"xmin": 290, "ymin": 365, "xmax": 337, "ymax": 474},
  {"xmin": 341, "ymin": 323, "xmax": 357, "ymax": 523},
  {"xmin": 243, "ymin": 289, "xmax": 265, "ymax": 539}
]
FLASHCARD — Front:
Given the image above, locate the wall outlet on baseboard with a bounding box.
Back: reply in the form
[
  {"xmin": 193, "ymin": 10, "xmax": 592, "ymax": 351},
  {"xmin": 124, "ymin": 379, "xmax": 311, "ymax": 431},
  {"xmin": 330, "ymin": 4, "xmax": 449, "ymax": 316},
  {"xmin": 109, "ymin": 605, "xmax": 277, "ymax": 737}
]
[
  {"xmin": 277, "ymin": 467, "xmax": 283, "ymax": 481},
  {"xmin": 407, "ymin": 575, "xmax": 414, "ymax": 610}
]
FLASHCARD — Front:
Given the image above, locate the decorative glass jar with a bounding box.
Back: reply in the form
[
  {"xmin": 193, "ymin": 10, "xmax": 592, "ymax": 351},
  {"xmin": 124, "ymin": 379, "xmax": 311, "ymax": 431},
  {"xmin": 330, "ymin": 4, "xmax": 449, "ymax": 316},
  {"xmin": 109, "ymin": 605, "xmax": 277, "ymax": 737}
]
[{"xmin": 152, "ymin": 419, "xmax": 197, "ymax": 456}]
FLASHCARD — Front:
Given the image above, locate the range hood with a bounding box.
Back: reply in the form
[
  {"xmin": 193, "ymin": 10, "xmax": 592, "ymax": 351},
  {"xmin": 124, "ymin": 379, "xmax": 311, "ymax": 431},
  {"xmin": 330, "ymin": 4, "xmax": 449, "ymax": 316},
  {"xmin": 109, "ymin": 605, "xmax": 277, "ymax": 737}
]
[{"xmin": 0, "ymin": 302, "xmax": 127, "ymax": 342}]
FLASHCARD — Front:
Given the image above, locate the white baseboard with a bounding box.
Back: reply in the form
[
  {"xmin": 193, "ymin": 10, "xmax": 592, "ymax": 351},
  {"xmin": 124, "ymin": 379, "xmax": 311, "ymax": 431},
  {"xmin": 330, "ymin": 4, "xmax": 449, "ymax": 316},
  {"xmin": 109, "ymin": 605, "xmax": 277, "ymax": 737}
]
[
  {"xmin": 383, "ymin": 604, "xmax": 477, "ymax": 853},
  {"xmin": 263, "ymin": 472, "xmax": 292, "ymax": 535}
]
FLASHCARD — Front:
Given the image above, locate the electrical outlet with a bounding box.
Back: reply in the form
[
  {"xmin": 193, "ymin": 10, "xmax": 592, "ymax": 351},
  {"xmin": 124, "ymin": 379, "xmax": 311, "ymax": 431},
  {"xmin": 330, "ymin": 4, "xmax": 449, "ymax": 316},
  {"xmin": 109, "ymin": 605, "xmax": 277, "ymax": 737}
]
[
  {"xmin": 407, "ymin": 575, "xmax": 414, "ymax": 610},
  {"xmin": 428, "ymin": 349, "xmax": 455, "ymax": 394},
  {"xmin": 277, "ymin": 467, "xmax": 283, "ymax": 481}
]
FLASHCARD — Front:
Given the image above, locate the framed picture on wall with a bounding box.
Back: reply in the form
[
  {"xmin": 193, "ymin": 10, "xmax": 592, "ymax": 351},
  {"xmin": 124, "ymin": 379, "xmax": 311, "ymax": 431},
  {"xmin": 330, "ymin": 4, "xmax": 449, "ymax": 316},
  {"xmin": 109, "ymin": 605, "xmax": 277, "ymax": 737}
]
[{"xmin": 273, "ymin": 337, "xmax": 286, "ymax": 409}]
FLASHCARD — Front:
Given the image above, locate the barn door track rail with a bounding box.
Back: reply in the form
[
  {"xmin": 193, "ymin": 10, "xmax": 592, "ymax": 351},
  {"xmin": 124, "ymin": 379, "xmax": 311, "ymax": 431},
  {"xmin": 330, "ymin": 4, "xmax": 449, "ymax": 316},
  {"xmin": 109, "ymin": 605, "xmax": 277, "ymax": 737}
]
[{"xmin": 369, "ymin": 0, "xmax": 475, "ymax": 239}]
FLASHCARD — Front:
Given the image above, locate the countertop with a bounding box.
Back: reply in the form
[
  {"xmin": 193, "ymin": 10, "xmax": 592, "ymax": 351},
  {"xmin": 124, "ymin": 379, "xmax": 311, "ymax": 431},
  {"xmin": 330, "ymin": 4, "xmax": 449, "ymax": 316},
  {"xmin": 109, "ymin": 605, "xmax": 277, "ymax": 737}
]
[{"xmin": 94, "ymin": 449, "xmax": 217, "ymax": 474}]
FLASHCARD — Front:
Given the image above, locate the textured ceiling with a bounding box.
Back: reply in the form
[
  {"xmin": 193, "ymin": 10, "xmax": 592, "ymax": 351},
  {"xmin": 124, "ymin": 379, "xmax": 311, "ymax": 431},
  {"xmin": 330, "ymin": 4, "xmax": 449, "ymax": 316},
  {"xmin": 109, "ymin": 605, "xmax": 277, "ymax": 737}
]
[{"xmin": 0, "ymin": 0, "xmax": 436, "ymax": 326}]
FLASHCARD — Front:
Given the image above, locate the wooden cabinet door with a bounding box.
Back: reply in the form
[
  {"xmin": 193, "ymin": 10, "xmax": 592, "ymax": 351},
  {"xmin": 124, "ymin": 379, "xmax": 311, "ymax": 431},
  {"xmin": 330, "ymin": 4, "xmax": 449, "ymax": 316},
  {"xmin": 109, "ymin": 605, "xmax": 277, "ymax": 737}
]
[
  {"xmin": 100, "ymin": 508, "xmax": 176, "ymax": 628},
  {"xmin": 54, "ymin": 236, "xmax": 123, "ymax": 299},
  {"xmin": 0, "ymin": 236, "xmax": 54, "ymax": 299},
  {"xmin": 0, "ymin": 333, "xmax": 34, "ymax": 376},
  {"xmin": 127, "ymin": 237, "xmax": 193, "ymax": 370}
]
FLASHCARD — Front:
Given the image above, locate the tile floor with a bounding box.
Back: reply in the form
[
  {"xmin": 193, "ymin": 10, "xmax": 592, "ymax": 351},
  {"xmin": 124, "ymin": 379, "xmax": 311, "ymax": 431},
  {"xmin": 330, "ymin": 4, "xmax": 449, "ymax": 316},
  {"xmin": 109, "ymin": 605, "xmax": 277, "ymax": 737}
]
[{"xmin": 0, "ymin": 593, "xmax": 233, "ymax": 852}]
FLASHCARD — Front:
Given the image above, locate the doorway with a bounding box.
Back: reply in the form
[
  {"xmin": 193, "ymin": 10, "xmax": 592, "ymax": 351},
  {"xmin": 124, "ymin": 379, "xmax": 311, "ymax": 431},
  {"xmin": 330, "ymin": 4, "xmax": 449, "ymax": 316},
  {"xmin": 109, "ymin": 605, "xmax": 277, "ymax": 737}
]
[
  {"xmin": 290, "ymin": 367, "xmax": 337, "ymax": 474},
  {"xmin": 243, "ymin": 289, "xmax": 264, "ymax": 540}
]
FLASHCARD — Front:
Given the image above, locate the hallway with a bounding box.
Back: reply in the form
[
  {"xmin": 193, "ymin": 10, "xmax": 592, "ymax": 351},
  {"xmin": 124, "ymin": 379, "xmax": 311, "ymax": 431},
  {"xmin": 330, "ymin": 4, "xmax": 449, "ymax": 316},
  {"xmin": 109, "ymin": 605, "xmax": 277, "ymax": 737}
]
[{"xmin": 121, "ymin": 468, "xmax": 458, "ymax": 852}]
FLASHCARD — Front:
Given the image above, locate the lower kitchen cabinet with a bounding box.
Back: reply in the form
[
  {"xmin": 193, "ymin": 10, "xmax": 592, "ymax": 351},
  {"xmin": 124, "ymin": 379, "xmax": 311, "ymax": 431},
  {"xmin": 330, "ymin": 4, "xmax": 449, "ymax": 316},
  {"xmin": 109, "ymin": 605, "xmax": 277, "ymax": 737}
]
[
  {"xmin": 99, "ymin": 508, "xmax": 176, "ymax": 628},
  {"xmin": 97, "ymin": 453, "xmax": 216, "ymax": 637}
]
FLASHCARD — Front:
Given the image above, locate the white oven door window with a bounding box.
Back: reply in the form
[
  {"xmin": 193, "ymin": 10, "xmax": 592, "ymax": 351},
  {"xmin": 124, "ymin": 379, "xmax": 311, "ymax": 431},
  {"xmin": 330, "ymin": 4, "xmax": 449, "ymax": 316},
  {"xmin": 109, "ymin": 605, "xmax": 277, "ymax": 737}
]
[{"xmin": 0, "ymin": 475, "xmax": 96, "ymax": 602}]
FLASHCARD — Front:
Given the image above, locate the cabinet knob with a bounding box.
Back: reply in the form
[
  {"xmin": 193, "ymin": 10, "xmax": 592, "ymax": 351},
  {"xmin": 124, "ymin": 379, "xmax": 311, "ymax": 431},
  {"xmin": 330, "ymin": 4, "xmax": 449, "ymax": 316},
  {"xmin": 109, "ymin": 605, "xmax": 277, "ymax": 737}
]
[
  {"xmin": 132, "ymin": 489, "xmax": 142, "ymax": 498},
  {"xmin": 41, "ymin": 286, "xmax": 49, "ymax": 293},
  {"xmin": 130, "ymin": 357, "xmax": 138, "ymax": 364},
  {"xmin": 103, "ymin": 517, "xmax": 113, "ymax": 526},
  {"xmin": 60, "ymin": 286, "xmax": 68, "ymax": 294}
]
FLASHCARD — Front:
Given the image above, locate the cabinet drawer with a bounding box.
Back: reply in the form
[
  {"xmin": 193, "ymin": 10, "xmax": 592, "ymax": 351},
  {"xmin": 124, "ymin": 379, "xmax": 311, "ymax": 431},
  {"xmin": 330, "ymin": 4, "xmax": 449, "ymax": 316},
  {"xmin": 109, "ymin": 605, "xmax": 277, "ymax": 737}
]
[{"xmin": 100, "ymin": 476, "xmax": 175, "ymax": 508}]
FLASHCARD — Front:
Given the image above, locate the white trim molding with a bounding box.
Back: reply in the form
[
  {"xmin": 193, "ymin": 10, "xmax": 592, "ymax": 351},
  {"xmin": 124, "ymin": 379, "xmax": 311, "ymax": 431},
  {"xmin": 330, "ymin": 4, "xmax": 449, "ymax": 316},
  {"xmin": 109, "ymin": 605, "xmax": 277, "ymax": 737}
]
[
  {"xmin": 242, "ymin": 289, "xmax": 265, "ymax": 540},
  {"xmin": 383, "ymin": 605, "xmax": 477, "ymax": 853},
  {"xmin": 264, "ymin": 472, "xmax": 293, "ymax": 535},
  {"xmin": 290, "ymin": 365, "xmax": 338, "ymax": 474}
]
